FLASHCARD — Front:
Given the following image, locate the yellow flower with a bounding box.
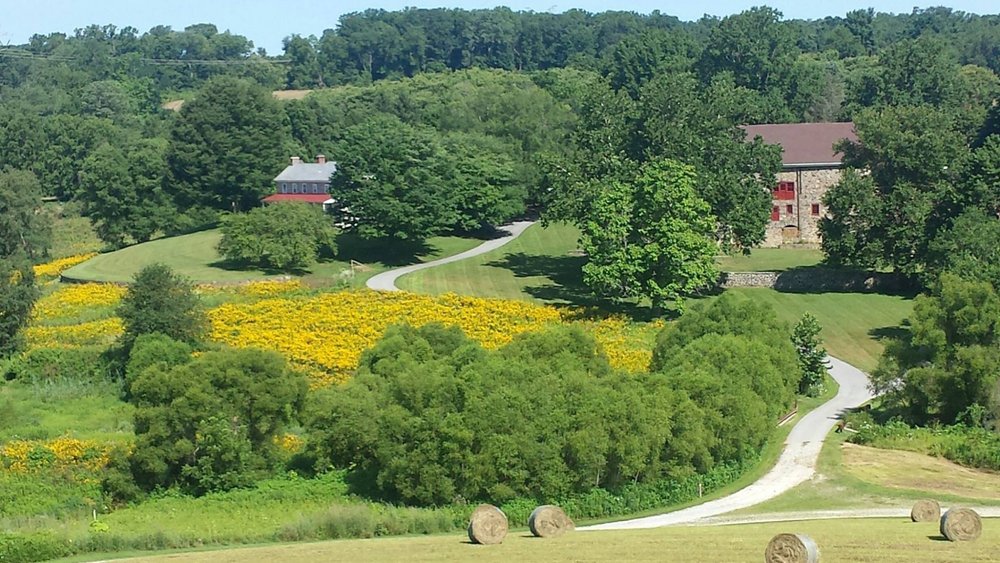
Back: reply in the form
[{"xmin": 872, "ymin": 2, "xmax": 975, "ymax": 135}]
[
  {"xmin": 32, "ymin": 283, "xmax": 126, "ymax": 322},
  {"xmin": 33, "ymin": 253, "xmax": 98, "ymax": 279},
  {"xmin": 0, "ymin": 437, "xmax": 116, "ymax": 474}
]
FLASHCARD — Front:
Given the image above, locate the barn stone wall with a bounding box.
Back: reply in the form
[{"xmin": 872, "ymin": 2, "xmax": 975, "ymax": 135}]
[
  {"xmin": 718, "ymin": 269, "xmax": 912, "ymax": 293},
  {"xmin": 762, "ymin": 167, "xmax": 845, "ymax": 248}
]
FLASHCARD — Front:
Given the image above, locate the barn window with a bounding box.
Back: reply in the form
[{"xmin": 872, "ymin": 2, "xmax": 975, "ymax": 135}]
[
  {"xmin": 811, "ymin": 204, "xmax": 820, "ymax": 215},
  {"xmin": 771, "ymin": 205, "xmax": 780, "ymax": 221},
  {"xmin": 786, "ymin": 204, "xmax": 793, "ymax": 214},
  {"xmin": 773, "ymin": 181, "xmax": 796, "ymax": 200}
]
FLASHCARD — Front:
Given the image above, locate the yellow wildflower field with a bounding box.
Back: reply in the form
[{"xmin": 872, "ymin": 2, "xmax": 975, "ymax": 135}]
[
  {"xmin": 25, "ymin": 317, "xmax": 124, "ymax": 348},
  {"xmin": 32, "ymin": 283, "xmax": 127, "ymax": 322},
  {"xmin": 0, "ymin": 437, "xmax": 114, "ymax": 473},
  {"xmin": 33, "ymin": 253, "xmax": 98, "ymax": 280},
  {"xmin": 208, "ymin": 291, "xmax": 563, "ymax": 384},
  {"xmin": 24, "ymin": 284, "xmax": 659, "ymax": 385}
]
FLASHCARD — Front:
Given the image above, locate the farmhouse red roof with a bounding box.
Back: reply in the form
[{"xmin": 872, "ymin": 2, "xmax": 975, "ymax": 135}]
[
  {"xmin": 261, "ymin": 194, "xmax": 331, "ymax": 204},
  {"xmin": 742, "ymin": 122, "xmax": 857, "ymax": 167}
]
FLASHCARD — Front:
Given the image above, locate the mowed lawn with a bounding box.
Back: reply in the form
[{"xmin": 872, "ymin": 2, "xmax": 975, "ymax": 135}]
[
  {"xmin": 720, "ymin": 289, "xmax": 912, "ymax": 373},
  {"xmin": 716, "ymin": 247, "xmax": 824, "ymax": 271},
  {"xmin": 62, "ymin": 229, "xmax": 482, "ymax": 284},
  {"xmin": 400, "ymin": 223, "xmax": 912, "ymax": 372},
  {"xmin": 397, "ymin": 223, "xmax": 584, "ymax": 302},
  {"xmin": 102, "ymin": 517, "xmax": 999, "ymax": 563}
]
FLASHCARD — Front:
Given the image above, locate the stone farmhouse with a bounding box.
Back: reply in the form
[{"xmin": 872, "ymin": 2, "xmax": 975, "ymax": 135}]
[
  {"xmin": 262, "ymin": 155, "xmax": 338, "ymax": 209},
  {"xmin": 743, "ymin": 122, "xmax": 858, "ymax": 247}
]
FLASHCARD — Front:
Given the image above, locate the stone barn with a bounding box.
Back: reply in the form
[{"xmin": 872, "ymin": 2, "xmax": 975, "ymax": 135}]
[{"xmin": 743, "ymin": 122, "xmax": 858, "ymax": 247}]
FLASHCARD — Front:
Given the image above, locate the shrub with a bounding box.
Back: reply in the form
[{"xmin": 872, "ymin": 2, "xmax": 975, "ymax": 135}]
[
  {"xmin": 117, "ymin": 263, "xmax": 206, "ymax": 352},
  {"xmin": 6, "ymin": 346, "xmax": 107, "ymax": 382},
  {"xmin": 130, "ymin": 347, "xmax": 308, "ymax": 494},
  {"xmin": 0, "ymin": 532, "xmax": 72, "ymax": 563},
  {"xmin": 218, "ymin": 202, "xmax": 337, "ymax": 271}
]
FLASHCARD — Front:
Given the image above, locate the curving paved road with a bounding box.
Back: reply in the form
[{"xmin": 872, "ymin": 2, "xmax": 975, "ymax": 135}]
[
  {"xmin": 366, "ymin": 230, "xmax": 885, "ymax": 529},
  {"xmin": 581, "ymin": 356, "xmax": 875, "ymax": 530},
  {"xmin": 365, "ymin": 221, "xmax": 536, "ymax": 291}
]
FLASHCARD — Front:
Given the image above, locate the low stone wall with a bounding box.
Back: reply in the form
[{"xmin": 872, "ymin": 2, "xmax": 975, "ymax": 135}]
[{"xmin": 719, "ymin": 268, "xmax": 913, "ymax": 293}]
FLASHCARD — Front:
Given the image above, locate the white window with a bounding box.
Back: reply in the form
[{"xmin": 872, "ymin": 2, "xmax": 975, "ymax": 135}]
[
  {"xmin": 292, "ymin": 183, "xmax": 298, "ymax": 193},
  {"xmin": 281, "ymin": 183, "xmax": 287, "ymax": 193}
]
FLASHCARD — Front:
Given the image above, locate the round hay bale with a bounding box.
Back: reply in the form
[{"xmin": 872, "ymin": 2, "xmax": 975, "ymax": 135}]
[
  {"xmin": 910, "ymin": 499, "xmax": 941, "ymax": 522},
  {"xmin": 940, "ymin": 507, "xmax": 982, "ymax": 542},
  {"xmin": 528, "ymin": 505, "xmax": 575, "ymax": 538},
  {"xmin": 764, "ymin": 533, "xmax": 820, "ymax": 563},
  {"xmin": 467, "ymin": 504, "xmax": 508, "ymax": 545}
]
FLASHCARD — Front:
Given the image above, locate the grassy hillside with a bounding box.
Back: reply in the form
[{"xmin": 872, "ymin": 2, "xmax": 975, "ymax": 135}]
[
  {"xmin": 398, "ymin": 223, "xmax": 584, "ymax": 302},
  {"xmin": 720, "ymin": 289, "xmax": 912, "ymax": 373},
  {"xmin": 716, "ymin": 247, "xmax": 824, "ymax": 271},
  {"xmin": 62, "ymin": 229, "xmax": 482, "ymax": 284},
  {"xmin": 400, "ymin": 223, "xmax": 912, "ymax": 372}
]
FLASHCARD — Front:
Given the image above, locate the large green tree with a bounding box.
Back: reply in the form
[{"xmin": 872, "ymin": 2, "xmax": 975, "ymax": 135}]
[
  {"xmin": 218, "ymin": 202, "xmax": 337, "ymax": 271},
  {"xmin": 0, "ymin": 170, "xmax": 52, "ymax": 260},
  {"xmin": 78, "ymin": 140, "xmax": 172, "ymax": 248},
  {"xmin": 698, "ymin": 7, "xmax": 798, "ymax": 102},
  {"xmin": 0, "ymin": 257, "xmax": 37, "ymax": 357},
  {"xmin": 166, "ymin": 76, "xmax": 292, "ymax": 213},
  {"xmin": 0, "ymin": 169, "xmax": 49, "ymax": 357},
  {"xmin": 579, "ymin": 159, "xmax": 718, "ymax": 309},
  {"xmin": 820, "ymin": 105, "xmax": 969, "ymax": 274},
  {"xmin": 329, "ymin": 114, "xmax": 456, "ymax": 240},
  {"xmin": 872, "ymin": 273, "xmax": 1000, "ymax": 425}
]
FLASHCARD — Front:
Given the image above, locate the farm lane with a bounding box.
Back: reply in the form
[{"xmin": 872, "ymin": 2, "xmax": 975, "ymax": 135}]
[
  {"xmin": 365, "ymin": 220, "xmax": 536, "ymax": 291},
  {"xmin": 368, "ymin": 228, "xmax": 881, "ymax": 529},
  {"xmin": 582, "ymin": 356, "xmax": 875, "ymax": 530}
]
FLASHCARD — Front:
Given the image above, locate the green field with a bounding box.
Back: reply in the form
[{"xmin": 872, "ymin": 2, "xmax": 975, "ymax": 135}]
[
  {"xmin": 400, "ymin": 223, "xmax": 912, "ymax": 372},
  {"xmin": 720, "ymin": 289, "xmax": 912, "ymax": 373},
  {"xmin": 716, "ymin": 247, "xmax": 824, "ymax": 271},
  {"xmin": 397, "ymin": 223, "xmax": 584, "ymax": 302},
  {"xmin": 79, "ymin": 517, "xmax": 999, "ymax": 563},
  {"xmin": 62, "ymin": 229, "xmax": 482, "ymax": 284},
  {"xmin": 46, "ymin": 207, "xmax": 104, "ymax": 259}
]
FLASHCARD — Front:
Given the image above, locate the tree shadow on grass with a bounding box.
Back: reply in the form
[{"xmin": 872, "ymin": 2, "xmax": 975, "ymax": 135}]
[
  {"xmin": 768, "ymin": 266, "xmax": 921, "ymax": 297},
  {"xmin": 334, "ymin": 233, "xmax": 437, "ymax": 267},
  {"xmin": 868, "ymin": 325, "xmax": 910, "ymax": 343},
  {"xmin": 486, "ymin": 252, "xmax": 659, "ymax": 321},
  {"xmin": 207, "ymin": 258, "xmax": 310, "ymax": 277}
]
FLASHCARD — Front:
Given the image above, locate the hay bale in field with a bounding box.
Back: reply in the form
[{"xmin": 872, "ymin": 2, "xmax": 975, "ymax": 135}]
[
  {"xmin": 467, "ymin": 504, "xmax": 508, "ymax": 545},
  {"xmin": 910, "ymin": 499, "xmax": 941, "ymax": 522},
  {"xmin": 764, "ymin": 533, "xmax": 820, "ymax": 563},
  {"xmin": 528, "ymin": 505, "xmax": 575, "ymax": 538},
  {"xmin": 940, "ymin": 507, "xmax": 982, "ymax": 542}
]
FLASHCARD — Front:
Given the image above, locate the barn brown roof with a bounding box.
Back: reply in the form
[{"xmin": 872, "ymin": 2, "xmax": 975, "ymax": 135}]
[{"xmin": 742, "ymin": 122, "xmax": 857, "ymax": 168}]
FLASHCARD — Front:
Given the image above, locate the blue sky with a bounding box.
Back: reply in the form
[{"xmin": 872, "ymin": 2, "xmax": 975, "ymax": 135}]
[{"xmin": 1, "ymin": 1, "xmax": 997, "ymax": 55}]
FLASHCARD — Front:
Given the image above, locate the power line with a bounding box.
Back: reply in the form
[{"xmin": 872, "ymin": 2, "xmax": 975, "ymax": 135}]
[{"xmin": 0, "ymin": 47, "xmax": 290, "ymax": 66}]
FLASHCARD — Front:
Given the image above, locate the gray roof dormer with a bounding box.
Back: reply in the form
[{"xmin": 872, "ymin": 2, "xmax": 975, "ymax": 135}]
[{"xmin": 274, "ymin": 155, "xmax": 338, "ymax": 183}]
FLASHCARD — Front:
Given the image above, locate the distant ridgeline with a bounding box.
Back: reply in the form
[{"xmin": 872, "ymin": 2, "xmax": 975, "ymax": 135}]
[{"xmin": 3, "ymin": 7, "xmax": 998, "ymax": 93}]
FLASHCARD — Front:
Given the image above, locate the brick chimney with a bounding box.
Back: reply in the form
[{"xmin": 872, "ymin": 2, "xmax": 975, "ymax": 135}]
[
  {"xmin": 290, "ymin": 156, "xmax": 302, "ymax": 166},
  {"xmin": 316, "ymin": 154, "xmax": 326, "ymax": 164}
]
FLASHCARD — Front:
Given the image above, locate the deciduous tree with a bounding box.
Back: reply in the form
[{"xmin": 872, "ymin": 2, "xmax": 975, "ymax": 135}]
[
  {"xmin": 218, "ymin": 202, "xmax": 337, "ymax": 271},
  {"xmin": 579, "ymin": 159, "xmax": 718, "ymax": 309},
  {"xmin": 166, "ymin": 76, "xmax": 292, "ymax": 213}
]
